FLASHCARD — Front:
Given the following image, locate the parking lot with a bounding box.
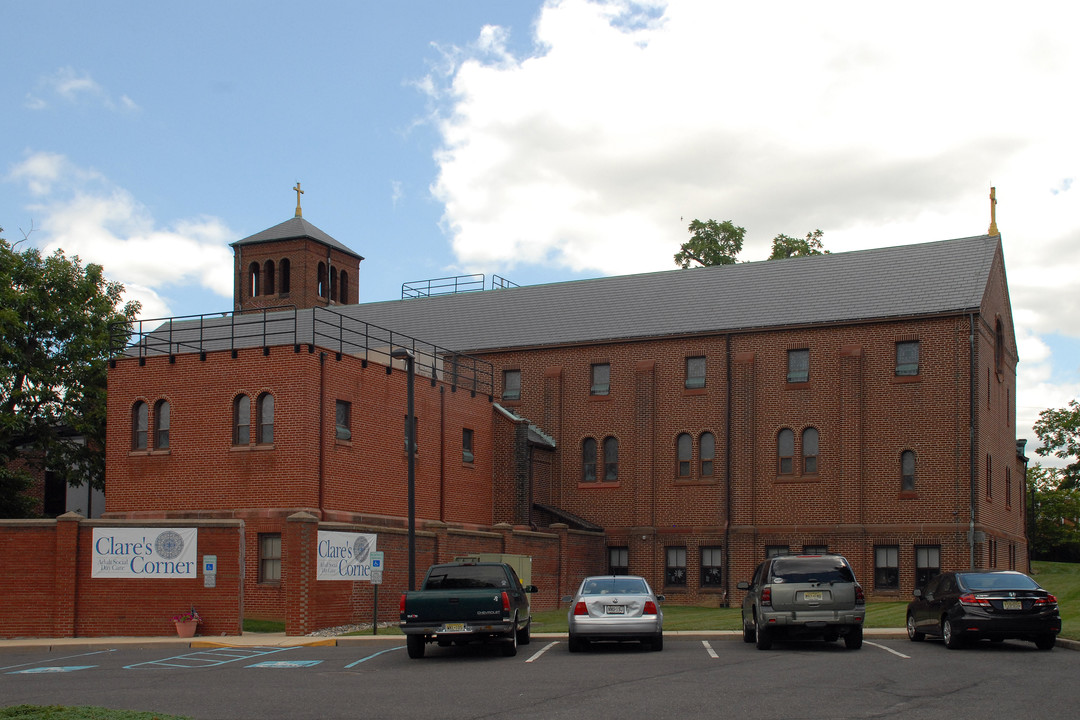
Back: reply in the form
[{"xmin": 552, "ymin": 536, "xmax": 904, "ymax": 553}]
[{"xmin": 3, "ymin": 634, "xmax": 1079, "ymax": 719}]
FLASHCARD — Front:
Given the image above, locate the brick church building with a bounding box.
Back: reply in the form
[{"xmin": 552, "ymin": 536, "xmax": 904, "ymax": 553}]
[{"xmin": 103, "ymin": 198, "xmax": 1026, "ymax": 620}]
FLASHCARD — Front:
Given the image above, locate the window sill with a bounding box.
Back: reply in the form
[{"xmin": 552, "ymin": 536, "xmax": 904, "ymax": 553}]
[
  {"xmin": 500, "ymin": 397, "xmax": 521, "ymax": 406},
  {"xmin": 892, "ymin": 374, "xmax": 922, "ymax": 384},
  {"xmin": 898, "ymin": 491, "xmax": 918, "ymax": 500},
  {"xmin": 784, "ymin": 381, "xmax": 811, "ymax": 390},
  {"xmin": 462, "ymin": 461, "xmax": 475, "ymax": 469},
  {"xmin": 682, "ymin": 387, "xmax": 707, "ymax": 396},
  {"xmin": 335, "ymin": 438, "xmax": 353, "ymax": 447},
  {"xmin": 253, "ymin": 444, "xmax": 275, "ymax": 451},
  {"xmin": 257, "ymin": 581, "xmax": 282, "ymax": 587},
  {"xmin": 588, "ymin": 393, "xmax": 613, "ymax": 401},
  {"xmin": 674, "ymin": 478, "xmax": 718, "ymax": 485},
  {"xmin": 774, "ymin": 475, "xmax": 820, "ymax": 483},
  {"xmin": 578, "ymin": 481, "xmax": 621, "ymax": 488}
]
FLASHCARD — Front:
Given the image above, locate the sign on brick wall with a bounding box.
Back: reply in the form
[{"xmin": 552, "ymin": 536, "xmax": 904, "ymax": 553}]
[
  {"xmin": 91, "ymin": 528, "xmax": 198, "ymax": 578},
  {"xmin": 316, "ymin": 531, "xmax": 377, "ymax": 580}
]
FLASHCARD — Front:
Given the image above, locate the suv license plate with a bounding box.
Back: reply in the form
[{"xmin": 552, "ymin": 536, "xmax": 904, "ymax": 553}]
[
  {"xmin": 803, "ymin": 591, "xmax": 823, "ymax": 601},
  {"xmin": 443, "ymin": 623, "xmax": 467, "ymax": 632},
  {"xmin": 1002, "ymin": 600, "xmax": 1022, "ymax": 610},
  {"xmin": 606, "ymin": 605, "xmax": 625, "ymax": 614}
]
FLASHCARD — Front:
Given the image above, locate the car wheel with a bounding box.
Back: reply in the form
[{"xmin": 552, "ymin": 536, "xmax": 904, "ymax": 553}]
[
  {"xmin": 755, "ymin": 616, "xmax": 772, "ymax": 650},
  {"xmin": 502, "ymin": 617, "xmax": 519, "ymax": 657},
  {"xmin": 942, "ymin": 618, "xmax": 963, "ymax": 649},
  {"xmin": 650, "ymin": 633, "xmax": 664, "ymax": 652},
  {"xmin": 742, "ymin": 620, "xmax": 756, "ymax": 643},
  {"xmin": 1035, "ymin": 635, "xmax": 1056, "ymax": 651},
  {"xmin": 567, "ymin": 634, "xmax": 583, "ymax": 653},
  {"xmin": 517, "ymin": 618, "xmax": 532, "ymax": 646},
  {"xmin": 844, "ymin": 625, "xmax": 863, "ymax": 650},
  {"xmin": 906, "ymin": 614, "xmax": 925, "ymax": 642},
  {"xmin": 406, "ymin": 634, "xmax": 426, "ymax": 659}
]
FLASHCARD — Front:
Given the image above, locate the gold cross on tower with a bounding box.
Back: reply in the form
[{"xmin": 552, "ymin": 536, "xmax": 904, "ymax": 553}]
[
  {"xmin": 293, "ymin": 182, "xmax": 304, "ymax": 218},
  {"xmin": 988, "ymin": 186, "xmax": 999, "ymax": 236}
]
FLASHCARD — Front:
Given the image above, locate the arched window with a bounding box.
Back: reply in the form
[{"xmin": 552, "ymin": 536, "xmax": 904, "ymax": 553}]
[
  {"xmin": 279, "ymin": 258, "xmax": 291, "ymax": 294},
  {"xmin": 677, "ymin": 433, "xmax": 692, "ymax": 477},
  {"xmin": 700, "ymin": 432, "xmax": 715, "ymax": 477},
  {"xmin": 339, "ymin": 270, "xmax": 349, "ymax": 303},
  {"xmin": 132, "ymin": 401, "xmax": 148, "ymax": 450},
  {"xmin": 257, "ymin": 392, "xmax": 274, "ymax": 444},
  {"xmin": 248, "ymin": 262, "xmax": 260, "ymax": 297},
  {"xmin": 154, "ymin": 400, "xmax": 170, "ymax": 449},
  {"xmin": 802, "ymin": 427, "xmax": 819, "ymax": 474},
  {"xmin": 317, "ymin": 262, "xmax": 327, "ymax": 298},
  {"xmin": 233, "ymin": 394, "xmax": 250, "ymax": 445},
  {"xmin": 582, "ymin": 438, "xmax": 597, "ymax": 482},
  {"xmin": 995, "ymin": 318, "xmax": 1005, "ymax": 375},
  {"xmin": 778, "ymin": 429, "xmax": 794, "ymax": 474},
  {"xmin": 901, "ymin": 450, "xmax": 916, "ymax": 491},
  {"xmin": 603, "ymin": 437, "xmax": 619, "ymax": 481},
  {"xmin": 263, "ymin": 260, "xmax": 275, "ymax": 295}
]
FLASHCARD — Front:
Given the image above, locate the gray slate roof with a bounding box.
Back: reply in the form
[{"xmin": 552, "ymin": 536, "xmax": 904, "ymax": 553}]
[
  {"xmin": 231, "ymin": 216, "xmax": 364, "ymax": 260},
  {"xmin": 338, "ymin": 234, "xmax": 999, "ymax": 353}
]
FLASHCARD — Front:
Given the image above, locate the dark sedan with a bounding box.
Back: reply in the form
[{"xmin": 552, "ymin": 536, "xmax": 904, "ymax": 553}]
[{"xmin": 906, "ymin": 570, "xmax": 1061, "ymax": 650}]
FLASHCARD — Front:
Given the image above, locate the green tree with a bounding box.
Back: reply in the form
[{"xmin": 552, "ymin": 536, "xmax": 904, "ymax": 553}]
[
  {"xmin": 674, "ymin": 219, "xmax": 745, "ymax": 268},
  {"xmin": 1027, "ymin": 464, "xmax": 1080, "ymax": 560},
  {"xmin": 1033, "ymin": 399, "xmax": 1080, "ymax": 490},
  {"xmin": 0, "ymin": 229, "xmax": 140, "ymax": 518},
  {"xmin": 768, "ymin": 229, "xmax": 828, "ymax": 260}
]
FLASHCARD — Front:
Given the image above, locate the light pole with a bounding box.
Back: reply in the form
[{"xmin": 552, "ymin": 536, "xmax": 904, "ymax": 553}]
[{"xmin": 390, "ymin": 347, "xmax": 416, "ymax": 590}]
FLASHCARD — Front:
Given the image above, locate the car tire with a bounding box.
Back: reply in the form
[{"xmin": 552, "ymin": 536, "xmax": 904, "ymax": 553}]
[
  {"xmin": 406, "ymin": 634, "xmax": 426, "ymax": 659},
  {"xmin": 502, "ymin": 618, "xmax": 519, "ymax": 657},
  {"xmin": 1035, "ymin": 635, "xmax": 1056, "ymax": 651},
  {"xmin": 942, "ymin": 618, "xmax": 963, "ymax": 649},
  {"xmin": 906, "ymin": 614, "xmax": 925, "ymax": 642},
  {"xmin": 755, "ymin": 617, "xmax": 772, "ymax": 650},
  {"xmin": 742, "ymin": 621, "xmax": 756, "ymax": 643},
  {"xmin": 517, "ymin": 618, "xmax": 532, "ymax": 646},
  {"xmin": 650, "ymin": 633, "xmax": 664, "ymax": 652},
  {"xmin": 844, "ymin": 625, "xmax": 863, "ymax": 650},
  {"xmin": 568, "ymin": 634, "xmax": 583, "ymax": 653}
]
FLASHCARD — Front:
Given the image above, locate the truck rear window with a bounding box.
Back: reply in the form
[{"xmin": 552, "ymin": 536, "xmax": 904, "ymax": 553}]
[{"xmin": 424, "ymin": 566, "xmax": 510, "ymax": 590}]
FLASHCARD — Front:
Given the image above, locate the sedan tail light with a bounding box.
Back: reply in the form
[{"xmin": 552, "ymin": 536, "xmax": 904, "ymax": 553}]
[
  {"xmin": 761, "ymin": 587, "xmax": 772, "ymax": 607},
  {"xmin": 1034, "ymin": 594, "xmax": 1058, "ymax": 607},
  {"xmin": 573, "ymin": 601, "xmax": 588, "ymax": 616},
  {"xmin": 643, "ymin": 601, "xmax": 658, "ymax": 615},
  {"xmin": 958, "ymin": 593, "xmax": 992, "ymax": 607}
]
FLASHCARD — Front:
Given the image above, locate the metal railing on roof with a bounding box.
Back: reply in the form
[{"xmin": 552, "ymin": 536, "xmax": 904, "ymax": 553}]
[
  {"xmin": 110, "ymin": 305, "xmax": 494, "ymax": 398},
  {"xmin": 401, "ymin": 273, "xmax": 518, "ymax": 299}
]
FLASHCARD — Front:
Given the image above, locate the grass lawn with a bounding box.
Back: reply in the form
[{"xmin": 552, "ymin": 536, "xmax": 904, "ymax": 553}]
[{"xmin": 0, "ymin": 708, "xmax": 189, "ymax": 720}]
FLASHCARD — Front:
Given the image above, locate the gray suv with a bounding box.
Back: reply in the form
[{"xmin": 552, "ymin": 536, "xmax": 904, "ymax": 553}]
[{"xmin": 737, "ymin": 554, "xmax": 865, "ymax": 650}]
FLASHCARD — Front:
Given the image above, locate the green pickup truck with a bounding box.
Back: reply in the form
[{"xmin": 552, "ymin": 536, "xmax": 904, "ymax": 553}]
[{"xmin": 399, "ymin": 561, "xmax": 538, "ymax": 658}]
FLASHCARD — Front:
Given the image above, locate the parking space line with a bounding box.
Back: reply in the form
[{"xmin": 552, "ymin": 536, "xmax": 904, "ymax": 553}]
[
  {"xmin": 702, "ymin": 640, "xmax": 719, "ymax": 659},
  {"xmin": 865, "ymin": 641, "xmax": 910, "ymax": 659},
  {"xmin": 344, "ymin": 646, "xmax": 405, "ymax": 668},
  {"xmin": 8, "ymin": 666, "xmax": 97, "ymax": 674},
  {"xmin": 525, "ymin": 641, "xmax": 560, "ymax": 663},
  {"xmin": 124, "ymin": 646, "xmax": 295, "ymax": 669},
  {"xmin": 0, "ymin": 649, "xmax": 115, "ymax": 673}
]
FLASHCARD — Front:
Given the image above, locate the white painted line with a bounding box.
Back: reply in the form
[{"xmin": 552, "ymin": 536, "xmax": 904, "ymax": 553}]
[
  {"xmin": 525, "ymin": 641, "xmax": 560, "ymax": 663},
  {"xmin": 344, "ymin": 645, "xmax": 405, "ymax": 668},
  {"xmin": 702, "ymin": 640, "xmax": 719, "ymax": 659},
  {"xmin": 865, "ymin": 640, "xmax": 910, "ymax": 659},
  {"xmin": 0, "ymin": 649, "xmax": 115, "ymax": 672}
]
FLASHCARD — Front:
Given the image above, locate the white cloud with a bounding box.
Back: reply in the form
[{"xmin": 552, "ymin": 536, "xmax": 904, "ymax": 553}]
[
  {"xmin": 26, "ymin": 66, "xmax": 140, "ymax": 112},
  {"xmin": 7, "ymin": 151, "xmax": 232, "ymax": 318}
]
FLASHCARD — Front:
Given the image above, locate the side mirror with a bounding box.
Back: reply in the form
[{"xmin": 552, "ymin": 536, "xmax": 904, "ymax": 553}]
[
  {"xmin": 912, "ymin": 588, "xmax": 922, "ymax": 598},
  {"xmin": 524, "ymin": 585, "xmax": 538, "ymax": 593},
  {"xmin": 736, "ymin": 581, "xmax": 750, "ymax": 590},
  {"xmin": 656, "ymin": 595, "xmax": 665, "ymax": 602},
  {"xmin": 561, "ymin": 595, "xmax": 573, "ymax": 603}
]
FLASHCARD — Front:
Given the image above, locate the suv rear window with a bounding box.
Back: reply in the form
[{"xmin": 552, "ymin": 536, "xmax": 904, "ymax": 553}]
[{"xmin": 770, "ymin": 557, "xmax": 855, "ymax": 584}]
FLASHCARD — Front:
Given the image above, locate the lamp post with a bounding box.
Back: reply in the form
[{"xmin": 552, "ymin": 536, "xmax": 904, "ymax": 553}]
[{"xmin": 390, "ymin": 347, "xmax": 416, "ymax": 591}]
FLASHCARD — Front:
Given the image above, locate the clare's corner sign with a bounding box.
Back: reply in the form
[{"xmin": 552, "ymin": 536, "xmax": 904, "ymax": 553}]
[
  {"xmin": 91, "ymin": 528, "xmax": 198, "ymax": 578},
  {"xmin": 317, "ymin": 531, "xmax": 377, "ymax": 581}
]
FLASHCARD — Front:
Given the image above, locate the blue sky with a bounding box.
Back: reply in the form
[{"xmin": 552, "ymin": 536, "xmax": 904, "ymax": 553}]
[{"xmin": 3, "ymin": 0, "xmax": 1078, "ymax": 453}]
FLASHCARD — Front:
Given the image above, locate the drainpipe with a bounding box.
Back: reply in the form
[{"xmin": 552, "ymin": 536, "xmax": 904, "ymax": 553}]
[
  {"xmin": 319, "ymin": 351, "xmax": 326, "ymax": 515},
  {"xmin": 724, "ymin": 333, "xmax": 732, "ymax": 607},
  {"xmin": 439, "ymin": 385, "xmax": 445, "ymax": 522},
  {"xmin": 969, "ymin": 313, "xmax": 977, "ymax": 570}
]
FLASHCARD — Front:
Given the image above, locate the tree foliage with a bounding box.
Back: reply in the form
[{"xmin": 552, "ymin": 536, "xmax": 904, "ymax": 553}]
[
  {"xmin": 1033, "ymin": 399, "xmax": 1080, "ymax": 490},
  {"xmin": 674, "ymin": 219, "xmax": 745, "ymax": 268},
  {"xmin": 768, "ymin": 229, "xmax": 829, "ymax": 260},
  {"xmin": 0, "ymin": 229, "xmax": 140, "ymax": 517},
  {"xmin": 1027, "ymin": 464, "xmax": 1080, "ymax": 560}
]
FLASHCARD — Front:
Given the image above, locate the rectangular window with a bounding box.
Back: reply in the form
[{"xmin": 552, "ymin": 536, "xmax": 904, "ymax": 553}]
[
  {"xmin": 590, "ymin": 363, "xmax": 610, "ymax": 396},
  {"xmin": 685, "ymin": 356, "xmax": 706, "ymax": 389},
  {"xmin": 259, "ymin": 533, "xmax": 281, "ymax": 583},
  {"xmin": 786, "ymin": 349, "xmax": 809, "ymax": 383},
  {"xmin": 803, "ymin": 545, "xmax": 828, "ymax": 555},
  {"xmin": 765, "ymin": 545, "xmax": 790, "ymax": 559},
  {"xmin": 700, "ymin": 546, "xmax": 723, "ymax": 587},
  {"xmin": 502, "ymin": 369, "xmax": 521, "ymax": 401},
  {"xmin": 462, "ymin": 428, "xmax": 474, "ymax": 463},
  {"xmin": 608, "ymin": 547, "xmax": 628, "ymax": 576},
  {"xmin": 335, "ymin": 400, "xmax": 351, "ymax": 441},
  {"xmin": 874, "ymin": 546, "xmax": 899, "ymax": 589},
  {"xmin": 896, "ymin": 340, "xmax": 920, "ymax": 376},
  {"xmin": 986, "ymin": 453, "xmax": 992, "ymax": 497},
  {"xmin": 665, "ymin": 547, "xmax": 687, "ymax": 586},
  {"xmin": 915, "ymin": 546, "xmax": 940, "ymax": 589},
  {"xmin": 1005, "ymin": 466, "xmax": 1012, "ymax": 507}
]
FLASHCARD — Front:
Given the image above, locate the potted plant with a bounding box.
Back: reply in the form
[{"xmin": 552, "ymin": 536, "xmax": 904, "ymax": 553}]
[{"xmin": 172, "ymin": 608, "xmax": 202, "ymax": 638}]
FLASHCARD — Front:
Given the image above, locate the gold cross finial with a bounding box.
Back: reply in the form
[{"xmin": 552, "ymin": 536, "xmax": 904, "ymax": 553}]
[
  {"xmin": 293, "ymin": 182, "xmax": 304, "ymax": 218},
  {"xmin": 988, "ymin": 186, "xmax": 999, "ymax": 236}
]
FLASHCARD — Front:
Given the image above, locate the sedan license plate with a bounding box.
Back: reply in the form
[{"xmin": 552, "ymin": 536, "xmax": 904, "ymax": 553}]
[
  {"xmin": 606, "ymin": 605, "xmax": 626, "ymax": 615},
  {"xmin": 1002, "ymin": 600, "xmax": 1022, "ymax": 610},
  {"xmin": 442, "ymin": 623, "xmax": 467, "ymax": 632},
  {"xmin": 803, "ymin": 591, "xmax": 823, "ymax": 602}
]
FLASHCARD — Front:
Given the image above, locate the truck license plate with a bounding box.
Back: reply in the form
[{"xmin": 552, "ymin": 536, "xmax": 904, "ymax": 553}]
[
  {"xmin": 442, "ymin": 623, "xmax": 467, "ymax": 632},
  {"xmin": 1002, "ymin": 600, "xmax": 1022, "ymax": 610},
  {"xmin": 803, "ymin": 591, "xmax": 823, "ymax": 601},
  {"xmin": 606, "ymin": 605, "xmax": 625, "ymax": 614}
]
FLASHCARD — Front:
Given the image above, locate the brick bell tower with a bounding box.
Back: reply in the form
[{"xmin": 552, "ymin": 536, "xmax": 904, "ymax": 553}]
[{"xmin": 231, "ymin": 183, "xmax": 364, "ymax": 312}]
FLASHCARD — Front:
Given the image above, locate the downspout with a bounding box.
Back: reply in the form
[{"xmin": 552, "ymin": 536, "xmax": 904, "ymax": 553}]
[
  {"xmin": 723, "ymin": 333, "xmax": 733, "ymax": 607},
  {"xmin": 968, "ymin": 313, "xmax": 977, "ymax": 570},
  {"xmin": 439, "ymin": 385, "xmax": 445, "ymax": 522},
  {"xmin": 319, "ymin": 352, "xmax": 326, "ymax": 516}
]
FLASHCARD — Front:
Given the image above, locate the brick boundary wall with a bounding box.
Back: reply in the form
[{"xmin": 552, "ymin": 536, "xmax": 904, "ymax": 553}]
[{"xmin": 0, "ymin": 513, "xmax": 243, "ymax": 639}]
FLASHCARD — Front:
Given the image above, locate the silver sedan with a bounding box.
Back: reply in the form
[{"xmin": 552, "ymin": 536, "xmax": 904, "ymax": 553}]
[{"xmin": 564, "ymin": 575, "xmax": 664, "ymax": 651}]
